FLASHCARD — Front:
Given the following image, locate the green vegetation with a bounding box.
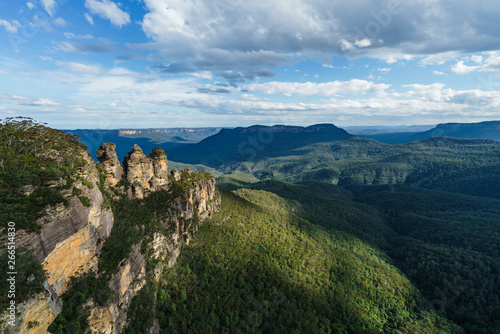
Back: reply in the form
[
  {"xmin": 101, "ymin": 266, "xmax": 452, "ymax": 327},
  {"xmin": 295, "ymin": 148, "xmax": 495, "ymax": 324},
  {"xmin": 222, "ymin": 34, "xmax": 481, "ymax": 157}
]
[
  {"xmin": 155, "ymin": 187, "xmax": 458, "ymax": 333},
  {"xmin": 123, "ymin": 281, "xmax": 158, "ymax": 334},
  {"xmin": 353, "ymin": 185, "xmax": 500, "ymax": 333},
  {"xmin": 3, "ymin": 120, "xmax": 499, "ymax": 333},
  {"xmin": 98, "ymin": 191, "xmax": 174, "ymax": 275},
  {"xmin": 48, "ymin": 273, "xmax": 112, "ymax": 334},
  {"xmin": 0, "ymin": 117, "xmax": 87, "ymax": 232},
  {"xmin": 0, "ymin": 247, "xmax": 46, "ymax": 311},
  {"xmin": 168, "ymin": 125, "xmax": 500, "ymax": 199},
  {"xmin": 208, "ymin": 179, "xmax": 500, "ymax": 333}
]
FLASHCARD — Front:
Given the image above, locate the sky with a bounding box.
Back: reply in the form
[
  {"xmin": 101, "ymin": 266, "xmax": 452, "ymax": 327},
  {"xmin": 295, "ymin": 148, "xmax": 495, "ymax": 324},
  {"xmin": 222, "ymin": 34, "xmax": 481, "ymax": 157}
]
[{"xmin": 0, "ymin": 0, "xmax": 499, "ymax": 129}]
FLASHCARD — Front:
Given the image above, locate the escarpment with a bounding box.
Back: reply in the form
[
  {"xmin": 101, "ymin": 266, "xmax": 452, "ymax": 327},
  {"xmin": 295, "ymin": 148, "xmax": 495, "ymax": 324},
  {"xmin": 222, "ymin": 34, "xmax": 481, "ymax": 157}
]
[
  {"xmin": 1, "ymin": 150, "xmax": 114, "ymax": 334},
  {"xmin": 1, "ymin": 138, "xmax": 219, "ymax": 334},
  {"xmin": 85, "ymin": 146, "xmax": 220, "ymax": 333}
]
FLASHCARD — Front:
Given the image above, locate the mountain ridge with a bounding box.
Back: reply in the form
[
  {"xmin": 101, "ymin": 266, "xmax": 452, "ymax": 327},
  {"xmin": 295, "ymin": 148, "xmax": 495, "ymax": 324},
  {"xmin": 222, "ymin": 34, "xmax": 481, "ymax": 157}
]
[{"xmin": 359, "ymin": 120, "xmax": 500, "ymax": 143}]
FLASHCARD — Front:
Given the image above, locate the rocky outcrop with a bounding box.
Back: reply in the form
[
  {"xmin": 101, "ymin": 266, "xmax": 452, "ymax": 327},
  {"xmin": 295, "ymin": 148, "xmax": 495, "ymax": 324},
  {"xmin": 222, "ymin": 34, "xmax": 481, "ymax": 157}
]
[
  {"xmin": 122, "ymin": 145, "xmax": 169, "ymax": 199},
  {"xmin": 1, "ymin": 283, "xmax": 62, "ymax": 334},
  {"xmin": 0, "ymin": 141, "xmax": 219, "ymax": 334},
  {"xmin": 150, "ymin": 147, "xmax": 169, "ymax": 186},
  {"xmin": 97, "ymin": 143, "xmax": 123, "ymax": 187},
  {"xmin": 1, "ymin": 151, "xmax": 114, "ymax": 333},
  {"xmin": 87, "ymin": 170, "xmax": 220, "ymax": 334},
  {"xmin": 88, "ymin": 245, "xmax": 146, "ymax": 333}
]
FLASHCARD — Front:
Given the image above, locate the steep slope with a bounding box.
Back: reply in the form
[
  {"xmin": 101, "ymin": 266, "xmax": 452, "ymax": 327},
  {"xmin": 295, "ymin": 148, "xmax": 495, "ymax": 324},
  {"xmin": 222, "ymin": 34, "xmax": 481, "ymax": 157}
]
[
  {"xmin": 0, "ymin": 118, "xmax": 114, "ymax": 333},
  {"xmin": 0, "ymin": 118, "xmax": 220, "ymax": 334},
  {"xmin": 352, "ymin": 185, "xmax": 500, "ymax": 333},
  {"xmin": 216, "ymin": 178, "xmax": 500, "ymax": 333},
  {"xmin": 153, "ymin": 186, "xmax": 459, "ymax": 333}
]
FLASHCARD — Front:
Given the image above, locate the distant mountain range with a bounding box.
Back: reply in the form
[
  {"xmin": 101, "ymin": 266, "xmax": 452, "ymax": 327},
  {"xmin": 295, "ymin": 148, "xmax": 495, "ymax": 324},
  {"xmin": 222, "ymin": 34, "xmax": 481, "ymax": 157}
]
[
  {"xmin": 358, "ymin": 121, "xmax": 500, "ymax": 143},
  {"xmin": 68, "ymin": 128, "xmax": 221, "ymax": 160},
  {"xmin": 71, "ymin": 121, "xmax": 500, "ymax": 162},
  {"xmin": 165, "ymin": 121, "xmax": 500, "ymax": 199},
  {"xmin": 344, "ymin": 124, "xmax": 435, "ymax": 135},
  {"xmin": 168, "ymin": 124, "xmax": 354, "ymax": 166},
  {"xmin": 70, "ymin": 122, "xmax": 500, "ymax": 196}
]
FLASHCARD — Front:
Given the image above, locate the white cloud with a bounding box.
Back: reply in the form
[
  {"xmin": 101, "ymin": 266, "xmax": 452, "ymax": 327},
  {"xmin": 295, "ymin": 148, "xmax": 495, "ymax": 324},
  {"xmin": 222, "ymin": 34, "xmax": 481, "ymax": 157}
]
[
  {"xmin": 433, "ymin": 71, "xmax": 446, "ymax": 76},
  {"xmin": 64, "ymin": 32, "xmax": 94, "ymax": 39},
  {"xmin": 32, "ymin": 98, "xmax": 60, "ymax": 106},
  {"xmin": 0, "ymin": 19, "xmax": 21, "ymax": 33},
  {"xmin": 84, "ymin": 12, "xmax": 94, "ymax": 25},
  {"xmin": 136, "ymin": 0, "xmax": 500, "ymax": 75},
  {"xmin": 451, "ymin": 60, "xmax": 477, "ymax": 74},
  {"xmin": 56, "ymin": 61, "xmax": 103, "ymax": 74},
  {"xmin": 11, "ymin": 95, "xmax": 61, "ymax": 107},
  {"xmin": 85, "ymin": 0, "xmax": 130, "ymax": 27},
  {"xmin": 240, "ymin": 94, "xmax": 262, "ymax": 102},
  {"xmin": 26, "ymin": 2, "xmax": 35, "ymax": 10},
  {"xmin": 4, "ymin": 62, "xmax": 500, "ymax": 127},
  {"xmin": 191, "ymin": 71, "xmax": 213, "ymax": 80},
  {"xmin": 41, "ymin": 0, "xmax": 56, "ymax": 16},
  {"xmin": 53, "ymin": 17, "xmax": 68, "ymax": 27},
  {"xmin": 397, "ymin": 84, "xmax": 500, "ymax": 110},
  {"xmin": 246, "ymin": 80, "xmax": 390, "ymax": 97},
  {"xmin": 377, "ymin": 68, "xmax": 391, "ymax": 72},
  {"xmin": 354, "ymin": 39, "xmax": 371, "ymax": 48},
  {"xmin": 53, "ymin": 42, "xmax": 80, "ymax": 53},
  {"xmin": 419, "ymin": 52, "xmax": 459, "ymax": 66},
  {"xmin": 471, "ymin": 55, "xmax": 483, "ymax": 64},
  {"xmin": 401, "ymin": 83, "xmax": 454, "ymax": 102},
  {"xmin": 451, "ymin": 52, "xmax": 500, "ymax": 74},
  {"xmin": 338, "ymin": 39, "xmax": 355, "ymax": 52}
]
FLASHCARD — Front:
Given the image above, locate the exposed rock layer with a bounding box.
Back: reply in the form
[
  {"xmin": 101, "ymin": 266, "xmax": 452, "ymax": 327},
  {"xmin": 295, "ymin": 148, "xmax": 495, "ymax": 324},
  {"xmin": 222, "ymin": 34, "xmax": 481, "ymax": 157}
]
[
  {"xmin": 97, "ymin": 143, "xmax": 123, "ymax": 187},
  {"xmin": 1, "ymin": 151, "xmax": 114, "ymax": 333},
  {"xmin": 1, "ymin": 144, "xmax": 219, "ymax": 334},
  {"xmin": 122, "ymin": 145, "xmax": 169, "ymax": 199}
]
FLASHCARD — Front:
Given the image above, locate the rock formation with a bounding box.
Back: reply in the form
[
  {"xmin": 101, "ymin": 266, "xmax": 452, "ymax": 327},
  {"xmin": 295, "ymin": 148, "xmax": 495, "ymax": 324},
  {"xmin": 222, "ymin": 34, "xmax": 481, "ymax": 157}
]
[
  {"xmin": 0, "ymin": 141, "xmax": 220, "ymax": 334},
  {"xmin": 87, "ymin": 170, "xmax": 220, "ymax": 333},
  {"xmin": 150, "ymin": 147, "xmax": 169, "ymax": 186},
  {"xmin": 96, "ymin": 143, "xmax": 123, "ymax": 187},
  {"xmin": 1, "ymin": 151, "xmax": 114, "ymax": 333},
  {"xmin": 122, "ymin": 144, "xmax": 169, "ymax": 199}
]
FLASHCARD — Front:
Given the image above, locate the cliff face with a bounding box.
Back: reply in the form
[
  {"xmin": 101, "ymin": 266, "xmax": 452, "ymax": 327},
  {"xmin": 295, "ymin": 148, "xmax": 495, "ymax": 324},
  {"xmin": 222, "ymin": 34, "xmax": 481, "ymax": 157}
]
[
  {"xmin": 87, "ymin": 167, "xmax": 220, "ymax": 334},
  {"xmin": 1, "ymin": 151, "xmax": 114, "ymax": 334},
  {"xmin": 1, "ymin": 142, "xmax": 219, "ymax": 334},
  {"xmin": 88, "ymin": 245, "xmax": 146, "ymax": 334}
]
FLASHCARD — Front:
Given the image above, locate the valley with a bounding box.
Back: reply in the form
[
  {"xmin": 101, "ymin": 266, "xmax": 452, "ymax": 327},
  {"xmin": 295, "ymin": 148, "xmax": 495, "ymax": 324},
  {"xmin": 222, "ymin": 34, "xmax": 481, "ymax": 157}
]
[{"xmin": 1, "ymin": 118, "xmax": 500, "ymax": 333}]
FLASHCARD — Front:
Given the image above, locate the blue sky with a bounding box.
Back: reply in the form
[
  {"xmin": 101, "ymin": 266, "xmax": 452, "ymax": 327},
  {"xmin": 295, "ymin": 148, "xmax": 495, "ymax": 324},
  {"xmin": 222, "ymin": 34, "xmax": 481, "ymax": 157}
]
[{"xmin": 0, "ymin": 0, "xmax": 499, "ymax": 129}]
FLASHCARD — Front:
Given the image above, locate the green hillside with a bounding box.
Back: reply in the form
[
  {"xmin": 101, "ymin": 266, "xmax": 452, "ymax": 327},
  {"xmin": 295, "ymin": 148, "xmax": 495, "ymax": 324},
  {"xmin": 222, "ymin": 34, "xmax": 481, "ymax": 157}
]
[
  {"xmin": 3, "ymin": 119, "xmax": 500, "ymax": 333},
  {"xmin": 210, "ymin": 178, "xmax": 500, "ymax": 333},
  {"xmin": 213, "ymin": 137, "xmax": 500, "ymax": 199},
  {"xmin": 166, "ymin": 124, "xmax": 500, "ymax": 199},
  {"xmin": 154, "ymin": 187, "xmax": 458, "ymax": 333}
]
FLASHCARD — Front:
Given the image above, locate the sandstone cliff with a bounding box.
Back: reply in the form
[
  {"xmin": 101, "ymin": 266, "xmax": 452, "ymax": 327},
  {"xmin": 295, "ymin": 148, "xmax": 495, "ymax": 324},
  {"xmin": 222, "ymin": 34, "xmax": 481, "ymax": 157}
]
[
  {"xmin": 86, "ymin": 165, "xmax": 220, "ymax": 333},
  {"xmin": 1, "ymin": 141, "xmax": 219, "ymax": 334},
  {"xmin": 1, "ymin": 150, "xmax": 114, "ymax": 334}
]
